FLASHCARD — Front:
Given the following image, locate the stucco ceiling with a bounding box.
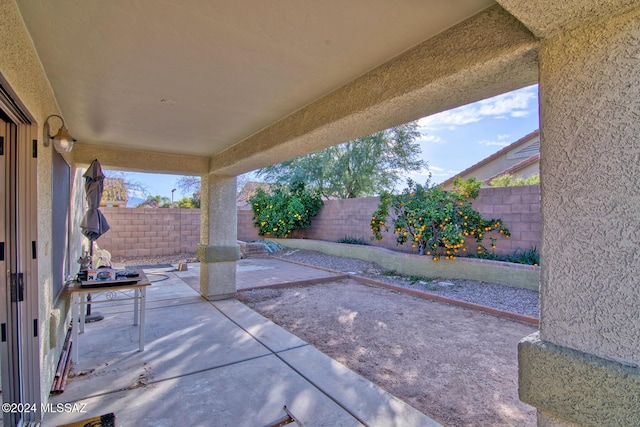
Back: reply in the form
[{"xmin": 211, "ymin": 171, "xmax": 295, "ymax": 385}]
[{"xmin": 16, "ymin": 0, "xmax": 495, "ymax": 158}]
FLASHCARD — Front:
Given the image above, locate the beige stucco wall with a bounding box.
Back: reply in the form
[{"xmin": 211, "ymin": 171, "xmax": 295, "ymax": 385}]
[
  {"xmin": 2, "ymin": 0, "xmax": 638, "ymax": 423},
  {"xmin": 520, "ymin": 333, "xmax": 640, "ymax": 426},
  {"xmin": 72, "ymin": 143, "xmax": 210, "ymax": 175},
  {"xmin": 0, "ymin": 0, "xmax": 86, "ymax": 409},
  {"xmin": 198, "ymin": 174, "xmax": 240, "ymax": 299},
  {"xmin": 518, "ymin": 4, "xmax": 640, "ymax": 426},
  {"xmin": 538, "ymin": 6, "xmax": 640, "ymax": 366},
  {"xmin": 0, "ymin": 0, "xmax": 59, "ymax": 410},
  {"xmin": 497, "ymin": 0, "xmax": 640, "ymax": 39}
]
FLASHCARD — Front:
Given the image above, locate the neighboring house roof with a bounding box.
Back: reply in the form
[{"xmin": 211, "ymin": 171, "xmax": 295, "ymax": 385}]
[
  {"xmin": 484, "ymin": 153, "xmax": 540, "ymax": 184},
  {"xmin": 101, "ymin": 178, "xmax": 128, "ymax": 207},
  {"xmin": 440, "ymin": 130, "xmax": 540, "ymax": 188},
  {"xmin": 135, "ymin": 200, "xmax": 162, "ymax": 208}
]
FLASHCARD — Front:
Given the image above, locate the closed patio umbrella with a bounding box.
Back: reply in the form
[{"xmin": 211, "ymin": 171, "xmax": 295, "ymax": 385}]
[
  {"xmin": 79, "ymin": 158, "xmax": 110, "ymax": 322},
  {"xmin": 80, "ymin": 159, "xmax": 110, "ymax": 241}
]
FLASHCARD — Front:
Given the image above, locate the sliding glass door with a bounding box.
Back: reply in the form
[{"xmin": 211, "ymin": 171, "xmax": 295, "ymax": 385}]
[
  {"xmin": 0, "ymin": 114, "xmax": 24, "ymax": 426},
  {"xmin": 0, "ymin": 105, "xmax": 41, "ymax": 426}
]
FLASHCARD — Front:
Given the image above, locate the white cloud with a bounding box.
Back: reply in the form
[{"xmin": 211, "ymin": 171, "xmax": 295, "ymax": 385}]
[
  {"xmin": 478, "ymin": 89, "xmax": 535, "ymax": 116},
  {"xmin": 426, "ymin": 166, "xmax": 458, "ymax": 177},
  {"xmin": 418, "ymin": 134, "xmax": 445, "ymax": 144},
  {"xmin": 128, "ymin": 189, "xmax": 146, "ymax": 198},
  {"xmin": 404, "ymin": 166, "xmax": 460, "ymax": 187},
  {"xmin": 417, "ymin": 85, "xmax": 537, "ymax": 131},
  {"xmin": 418, "ymin": 107, "xmax": 483, "ymax": 131},
  {"xmin": 498, "ymin": 134, "xmax": 511, "ymax": 140},
  {"xmin": 478, "ymin": 140, "xmax": 510, "ymax": 147}
]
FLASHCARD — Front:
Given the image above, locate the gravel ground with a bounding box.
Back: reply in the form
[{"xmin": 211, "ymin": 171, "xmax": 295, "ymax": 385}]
[
  {"xmin": 111, "ymin": 247, "xmax": 539, "ymax": 318},
  {"xmin": 274, "ymin": 248, "xmax": 540, "ymax": 319}
]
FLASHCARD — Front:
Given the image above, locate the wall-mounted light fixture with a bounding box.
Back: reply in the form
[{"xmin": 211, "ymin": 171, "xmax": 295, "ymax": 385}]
[{"xmin": 43, "ymin": 114, "xmax": 76, "ymax": 153}]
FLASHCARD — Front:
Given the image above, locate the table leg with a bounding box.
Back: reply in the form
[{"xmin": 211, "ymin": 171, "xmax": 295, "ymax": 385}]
[
  {"xmin": 133, "ymin": 288, "xmax": 139, "ymax": 326},
  {"xmin": 79, "ymin": 292, "xmax": 86, "ymax": 334},
  {"xmin": 138, "ymin": 287, "xmax": 146, "ymax": 352},
  {"xmin": 72, "ymin": 293, "xmax": 80, "ymax": 362}
]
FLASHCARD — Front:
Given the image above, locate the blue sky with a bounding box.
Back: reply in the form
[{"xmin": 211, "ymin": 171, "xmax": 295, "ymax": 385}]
[
  {"xmin": 409, "ymin": 84, "xmax": 539, "ymax": 184},
  {"xmin": 116, "ymin": 84, "xmax": 539, "ymax": 204}
]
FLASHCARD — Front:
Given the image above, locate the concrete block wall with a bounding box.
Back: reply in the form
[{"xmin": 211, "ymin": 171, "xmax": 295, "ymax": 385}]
[
  {"xmin": 99, "ymin": 208, "xmax": 201, "ymax": 258},
  {"xmin": 472, "ymin": 185, "xmax": 541, "ymax": 254},
  {"xmin": 237, "ymin": 209, "xmax": 261, "ymax": 242},
  {"xmin": 100, "ymin": 185, "xmax": 539, "ymax": 258},
  {"xmin": 238, "ymin": 185, "xmax": 541, "ymax": 256},
  {"xmin": 291, "ymin": 197, "xmax": 384, "ymax": 244}
]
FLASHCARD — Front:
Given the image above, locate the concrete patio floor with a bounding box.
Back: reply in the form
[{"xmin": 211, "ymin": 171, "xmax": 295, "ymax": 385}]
[{"xmin": 43, "ymin": 260, "xmax": 440, "ymax": 427}]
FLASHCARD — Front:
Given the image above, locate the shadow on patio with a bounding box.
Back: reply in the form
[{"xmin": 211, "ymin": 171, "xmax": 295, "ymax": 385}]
[{"xmin": 43, "ymin": 261, "xmax": 439, "ymax": 427}]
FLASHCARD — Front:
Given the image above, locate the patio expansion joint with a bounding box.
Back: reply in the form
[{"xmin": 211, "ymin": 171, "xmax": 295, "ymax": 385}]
[
  {"xmin": 207, "ymin": 298, "xmax": 308, "ymax": 356},
  {"xmin": 143, "ymin": 297, "xmax": 209, "ymax": 309},
  {"xmin": 209, "ymin": 299, "xmax": 370, "ymax": 426},
  {"xmin": 269, "ymin": 348, "xmax": 370, "ymax": 426}
]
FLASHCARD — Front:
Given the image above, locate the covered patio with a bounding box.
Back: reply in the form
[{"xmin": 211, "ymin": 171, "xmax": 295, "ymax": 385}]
[
  {"xmin": 0, "ymin": 0, "xmax": 638, "ymax": 425},
  {"xmin": 44, "ymin": 261, "xmax": 438, "ymax": 427}
]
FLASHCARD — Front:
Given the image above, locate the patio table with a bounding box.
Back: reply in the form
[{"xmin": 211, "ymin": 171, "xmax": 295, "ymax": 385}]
[{"xmin": 67, "ymin": 269, "xmax": 151, "ymax": 362}]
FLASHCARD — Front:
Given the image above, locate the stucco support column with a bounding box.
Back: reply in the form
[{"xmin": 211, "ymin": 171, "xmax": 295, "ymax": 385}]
[
  {"xmin": 519, "ymin": 7, "xmax": 640, "ymax": 427},
  {"xmin": 197, "ymin": 174, "xmax": 240, "ymax": 300}
]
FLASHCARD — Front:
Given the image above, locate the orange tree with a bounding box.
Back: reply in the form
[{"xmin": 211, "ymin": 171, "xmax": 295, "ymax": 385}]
[
  {"xmin": 370, "ymin": 177, "xmax": 510, "ymax": 260},
  {"xmin": 249, "ymin": 181, "xmax": 323, "ymax": 238}
]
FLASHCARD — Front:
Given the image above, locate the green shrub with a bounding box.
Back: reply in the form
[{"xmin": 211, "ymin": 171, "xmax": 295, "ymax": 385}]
[
  {"xmin": 505, "ymin": 247, "xmax": 540, "ymax": 266},
  {"xmin": 249, "ymin": 181, "xmax": 323, "ymax": 238},
  {"xmin": 337, "ymin": 236, "xmax": 369, "ymax": 245},
  {"xmin": 468, "ymin": 247, "xmax": 539, "ymax": 266},
  {"xmin": 371, "ymin": 177, "xmax": 510, "ymax": 261},
  {"xmin": 489, "ymin": 173, "xmax": 540, "ymax": 187},
  {"xmin": 451, "ymin": 176, "xmax": 482, "ymax": 198}
]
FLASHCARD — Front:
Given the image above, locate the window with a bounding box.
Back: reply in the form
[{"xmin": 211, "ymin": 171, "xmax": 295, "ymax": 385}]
[{"xmin": 51, "ymin": 151, "xmax": 70, "ymax": 300}]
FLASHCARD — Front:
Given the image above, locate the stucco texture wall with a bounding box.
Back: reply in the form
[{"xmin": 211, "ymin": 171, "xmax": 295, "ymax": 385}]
[
  {"xmin": 538, "ymin": 7, "xmax": 640, "ymax": 366},
  {"xmin": 0, "ymin": 0, "xmax": 80, "ymax": 408}
]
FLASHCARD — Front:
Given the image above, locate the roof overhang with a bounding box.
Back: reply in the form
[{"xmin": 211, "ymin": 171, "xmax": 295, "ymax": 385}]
[{"xmin": 14, "ymin": 0, "xmax": 540, "ymax": 175}]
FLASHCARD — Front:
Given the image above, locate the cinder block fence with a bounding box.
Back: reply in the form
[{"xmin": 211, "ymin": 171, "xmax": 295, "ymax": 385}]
[
  {"xmin": 101, "ymin": 185, "xmax": 540, "ymax": 258},
  {"xmin": 100, "ymin": 208, "xmax": 200, "ymax": 258}
]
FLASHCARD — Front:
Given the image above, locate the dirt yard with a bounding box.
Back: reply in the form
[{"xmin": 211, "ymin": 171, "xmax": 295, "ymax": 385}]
[{"xmin": 237, "ymin": 278, "xmax": 537, "ymax": 427}]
